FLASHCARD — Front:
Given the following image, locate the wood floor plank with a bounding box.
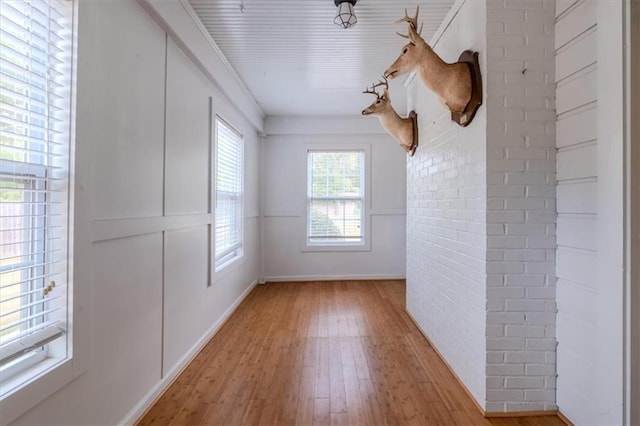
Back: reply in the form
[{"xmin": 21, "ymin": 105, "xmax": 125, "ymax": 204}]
[
  {"xmin": 315, "ymin": 338, "xmax": 330, "ymax": 399},
  {"xmin": 356, "ymin": 378, "xmax": 387, "ymax": 426},
  {"xmin": 328, "ymin": 338, "xmax": 347, "ymax": 414},
  {"xmin": 239, "ymin": 398, "xmax": 264, "ymax": 426},
  {"xmin": 350, "ymin": 339, "xmax": 371, "ymax": 381},
  {"xmin": 313, "ymin": 398, "xmax": 331, "ymax": 426},
  {"xmin": 137, "ymin": 280, "xmax": 565, "ymax": 426},
  {"xmin": 295, "ymin": 366, "xmax": 316, "ymax": 425},
  {"xmin": 342, "ymin": 364, "xmax": 365, "ymax": 426}
]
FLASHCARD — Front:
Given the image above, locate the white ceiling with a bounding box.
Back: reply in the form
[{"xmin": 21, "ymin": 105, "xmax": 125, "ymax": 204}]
[{"xmin": 187, "ymin": 0, "xmax": 455, "ymax": 117}]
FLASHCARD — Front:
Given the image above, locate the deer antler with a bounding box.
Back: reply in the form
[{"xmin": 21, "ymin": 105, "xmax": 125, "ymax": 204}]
[
  {"xmin": 363, "ymin": 85, "xmax": 381, "ymax": 98},
  {"xmin": 372, "ymin": 76, "xmax": 389, "ymax": 91},
  {"xmin": 395, "ymin": 6, "xmax": 423, "ymax": 39},
  {"xmin": 363, "ymin": 76, "xmax": 389, "ymax": 99}
]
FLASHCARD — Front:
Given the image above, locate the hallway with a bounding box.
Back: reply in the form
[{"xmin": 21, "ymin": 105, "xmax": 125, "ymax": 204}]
[{"xmin": 138, "ymin": 281, "xmax": 564, "ymax": 425}]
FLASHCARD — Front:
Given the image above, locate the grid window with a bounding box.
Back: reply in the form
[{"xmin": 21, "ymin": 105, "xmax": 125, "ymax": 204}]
[
  {"xmin": 0, "ymin": 0, "xmax": 75, "ymax": 399},
  {"xmin": 215, "ymin": 118, "xmax": 243, "ymax": 270},
  {"xmin": 307, "ymin": 150, "xmax": 365, "ymax": 245}
]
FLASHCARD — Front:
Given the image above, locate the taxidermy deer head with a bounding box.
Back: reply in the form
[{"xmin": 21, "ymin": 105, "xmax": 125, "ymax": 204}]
[
  {"xmin": 362, "ymin": 77, "xmax": 418, "ymax": 156},
  {"xmin": 384, "ymin": 6, "xmax": 473, "ymax": 115}
]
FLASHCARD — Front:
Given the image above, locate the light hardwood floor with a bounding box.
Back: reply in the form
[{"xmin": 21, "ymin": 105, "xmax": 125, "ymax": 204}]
[{"xmin": 138, "ymin": 280, "xmax": 565, "ymax": 426}]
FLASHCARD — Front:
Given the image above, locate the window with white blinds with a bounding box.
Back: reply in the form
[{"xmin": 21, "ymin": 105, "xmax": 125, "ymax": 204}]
[
  {"xmin": 215, "ymin": 117, "xmax": 243, "ymax": 270},
  {"xmin": 307, "ymin": 150, "xmax": 365, "ymax": 245},
  {"xmin": 0, "ymin": 0, "xmax": 74, "ymax": 395}
]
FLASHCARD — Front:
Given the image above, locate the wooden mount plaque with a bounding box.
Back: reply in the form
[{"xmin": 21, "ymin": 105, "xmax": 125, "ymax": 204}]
[
  {"xmin": 408, "ymin": 110, "xmax": 418, "ymax": 157},
  {"xmin": 451, "ymin": 50, "xmax": 483, "ymax": 127}
]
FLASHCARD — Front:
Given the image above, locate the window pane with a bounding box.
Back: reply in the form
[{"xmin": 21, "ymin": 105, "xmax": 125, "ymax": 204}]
[
  {"xmin": 215, "ymin": 118, "xmax": 243, "ymax": 268},
  {"xmin": 0, "ymin": 176, "xmax": 44, "ymax": 342},
  {"xmin": 310, "ymin": 151, "xmax": 362, "ymax": 197},
  {"xmin": 307, "ymin": 150, "xmax": 364, "ymax": 245},
  {"xmin": 309, "ymin": 199, "xmax": 362, "ymax": 241},
  {"xmin": 0, "ymin": 0, "xmax": 73, "ymax": 390}
]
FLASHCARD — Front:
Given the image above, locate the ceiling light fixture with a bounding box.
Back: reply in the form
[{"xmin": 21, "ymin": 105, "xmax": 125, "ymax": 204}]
[{"xmin": 334, "ymin": 0, "xmax": 357, "ymax": 29}]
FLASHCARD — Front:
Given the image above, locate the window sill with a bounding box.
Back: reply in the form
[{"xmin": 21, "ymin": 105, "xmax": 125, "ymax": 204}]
[
  {"xmin": 0, "ymin": 357, "xmax": 73, "ymax": 424},
  {"xmin": 301, "ymin": 242, "xmax": 371, "ymax": 253},
  {"xmin": 213, "ymin": 253, "xmax": 244, "ymax": 281}
]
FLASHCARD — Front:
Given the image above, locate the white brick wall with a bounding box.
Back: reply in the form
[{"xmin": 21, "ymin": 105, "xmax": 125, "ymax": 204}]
[
  {"xmin": 406, "ymin": 0, "xmax": 556, "ymax": 413},
  {"xmin": 406, "ymin": 0, "xmax": 488, "ymax": 407},
  {"xmin": 486, "ymin": 0, "xmax": 557, "ymax": 412}
]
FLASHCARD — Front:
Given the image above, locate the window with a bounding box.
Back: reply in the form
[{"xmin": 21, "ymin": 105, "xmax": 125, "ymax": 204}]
[
  {"xmin": 307, "ymin": 150, "xmax": 365, "ymax": 246},
  {"xmin": 214, "ymin": 117, "xmax": 243, "ymax": 270},
  {"xmin": 0, "ymin": 0, "xmax": 75, "ymax": 407}
]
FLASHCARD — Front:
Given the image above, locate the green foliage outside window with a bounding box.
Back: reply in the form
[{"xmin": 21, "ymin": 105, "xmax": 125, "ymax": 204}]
[{"xmin": 310, "ymin": 151, "xmax": 362, "ymax": 197}]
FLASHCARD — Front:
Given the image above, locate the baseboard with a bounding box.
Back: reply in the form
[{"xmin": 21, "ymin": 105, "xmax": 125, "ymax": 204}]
[
  {"xmin": 557, "ymin": 410, "xmax": 574, "ymax": 426},
  {"xmin": 404, "ymin": 309, "xmax": 560, "ymax": 420},
  {"xmin": 485, "ymin": 410, "xmax": 559, "ymax": 418},
  {"xmin": 404, "ymin": 309, "xmax": 486, "ymax": 415},
  {"xmin": 263, "ymin": 274, "xmax": 406, "ymax": 282},
  {"xmin": 119, "ymin": 279, "xmax": 258, "ymax": 425}
]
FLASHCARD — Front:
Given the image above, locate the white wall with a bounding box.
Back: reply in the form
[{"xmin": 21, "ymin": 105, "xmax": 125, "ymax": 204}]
[
  {"xmin": 406, "ymin": 0, "xmax": 488, "ymax": 407},
  {"xmin": 554, "ymin": 1, "xmax": 599, "ymax": 423},
  {"xmin": 7, "ymin": 0, "xmax": 633, "ymax": 423},
  {"xmin": 485, "ymin": 0, "xmax": 557, "ymax": 413},
  {"xmin": 407, "ymin": 0, "xmax": 557, "ymax": 412},
  {"xmin": 262, "ymin": 116, "xmax": 406, "ymax": 281},
  {"xmin": 554, "ymin": 1, "xmax": 631, "ymax": 424},
  {"xmin": 11, "ymin": 1, "xmax": 261, "ymax": 424},
  {"xmin": 630, "ymin": 2, "xmax": 640, "ymax": 424}
]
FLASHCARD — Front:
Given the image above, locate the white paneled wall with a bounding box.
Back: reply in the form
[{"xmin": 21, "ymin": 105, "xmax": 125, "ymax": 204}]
[
  {"xmin": 554, "ymin": 1, "xmax": 598, "ymax": 424},
  {"xmin": 262, "ymin": 117, "xmax": 406, "ymax": 281},
  {"xmin": 162, "ymin": 39, "xmax": 213, "ymax": 377},
  {"xmin": 164, "ymin": 39, "xmax": 211, "ymax": 217},
  {"xmin": 11, "ymin": 1, "xmax": 261, "ymax": 425},
  {"xmin": 7, "ymin": 0, "xmax": 634, "ymax": 423},
  {"xmin": 406, "ymin": 0, "xmax": 488, "ymax": 407},
  {"xmin": 554, "ymin": 1, "xmax": 631, "ymax": 424}
]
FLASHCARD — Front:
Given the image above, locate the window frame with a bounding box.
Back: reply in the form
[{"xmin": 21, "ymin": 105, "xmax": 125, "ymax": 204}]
[
  {"xmin": 302, "ymin": 144, "xmax": 371, "ymax": 252},
  {"xmin": 0, "ymin": 0, "xmax": 79, "ymax": 422},
  {"xmin": 213, "ymin": 115, "xmax": 244, "ymax": 272}
]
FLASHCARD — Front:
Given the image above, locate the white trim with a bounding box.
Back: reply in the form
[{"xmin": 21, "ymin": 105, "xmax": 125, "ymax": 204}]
[
  {"xmin": 626, "ymin": 0, "xmax": 639, "ymax": 424},
  {"xmin": 119, "ymin": 279, "xmax": 258, "ymax": 426},
  {"xmin": 177, "ymin": 0, "xmax": 250, "ymax": 103},
  {"xmin": 301, "ymin": 144, "xmax": 372, "ymax": 253},
  {"xmin": 429, "ymin": 0, "xmax": 467, "ymax": 49},
  {"xmin": 136, "ymin": 0, "xmax": 264, "ymax": 132},
  {"xmin": 301, "ymin": 243, "xmax": 371, "ymax": 253},
  {"xmin": 92, "ymin": 214, "xmax": 212, "ymax": 243},
  {"xmin": 207, "ymin": 96, "xmax": 214, "ymax": 287},
  {"xmin": 259, "ymin": 134, "xmax": 267, "ymax": 285},
  {"xmin": 214, "ymin": 248, "xmax": 244, "ymax": 274},
  {"xmin": 264, "ymin": 115, "xmax": 386, "ymax": 136},
  {"xmin": 596, "ymin": 2, "xmax": 627, "ymax": 425},
  {"xmin": 263, "ymin": 210, "xmax": 406, "ymax": 218},
  {"xmin": 1, "ymin": 359, "xmax": 73, "ymax": 424},
  {"xmin": 263, "ymin": 275, "xmax": 406, "ymax": 283},
  {"xmin": 369, "ymin": 208, "xmax": 407, "ymax": 216}
]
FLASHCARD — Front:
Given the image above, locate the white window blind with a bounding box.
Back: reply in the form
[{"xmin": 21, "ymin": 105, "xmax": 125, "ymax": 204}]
[
  {"xmin": 307, "ymin": 150, "xmax": 364, "ymax": 245},
  {"xmin": 0, "ymin": 0, "xmax": 73, "ymax": 393},
  {"xmin": 215, "ymin": 117, "xmax": 243, "ymax": 270}
]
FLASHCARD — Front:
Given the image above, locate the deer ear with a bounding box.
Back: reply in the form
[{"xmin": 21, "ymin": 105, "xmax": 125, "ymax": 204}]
[{"xmin": 383, "ymin": 88, "xmax": 389, "ymax": 99}]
